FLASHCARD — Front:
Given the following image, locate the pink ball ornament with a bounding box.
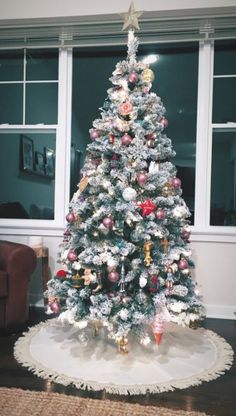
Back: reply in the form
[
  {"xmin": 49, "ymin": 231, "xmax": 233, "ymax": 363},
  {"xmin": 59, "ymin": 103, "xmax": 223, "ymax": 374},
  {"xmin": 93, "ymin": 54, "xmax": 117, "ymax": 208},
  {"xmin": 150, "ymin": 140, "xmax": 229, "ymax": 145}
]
[
  {"xmin": 90, "ymin": 129, "xmax": 100, "ymax": 140},
  {"xmin": 67, "ymin": 250, "xmax": 77, "ymax": 262},
  {"xmin": 172, "ymin": 177, "xmax": 182, "ymax": 188},
  {"xmin": 66, "ymin": 212, "xmax": 75, "ymax": 223},
  {"xmin": 155, "ymin": 209, "xmax": 166, "ymax": 220},
  {"xmin": 108, "ymin": 271, "xmax": 119, "ymax": 283},
  {"xmin": 128, "ymin": 71, "xmax": 139, "ymax": 83},
  {"xmin": 181, "ymin": 229, "xmax": 190, "ymax": 241},
  {"xmin": 178, "ymin": 258, "xmax": 189, "ymax": 270},
  {"xmin": 50, "ymin": 300, "xmax": 60, "ymax": 314},
  {"xmin": 137, "ymin": 172, "xmax": 148, "ymax": 185},
  {"xmin": 160, "ymin": 117, "xmax": 168, "ymax": 128},
  {"xmin": 102, "ymin": 216, "xmax": 114, "ymax": 229},
  {"xmin": 121, "ymin": 133, "xmax": 133, "ymax": 146},
  {"xmin": 145, "ymin": 133, "xmax": 156, "ymax": 141}
]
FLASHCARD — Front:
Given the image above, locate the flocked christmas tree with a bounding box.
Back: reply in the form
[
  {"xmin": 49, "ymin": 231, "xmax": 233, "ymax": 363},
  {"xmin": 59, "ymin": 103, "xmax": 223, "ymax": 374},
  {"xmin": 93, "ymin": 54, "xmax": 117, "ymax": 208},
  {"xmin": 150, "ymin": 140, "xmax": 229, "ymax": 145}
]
[{"xmin": 46, "ymin": 11, "xmax": 205, "ymax": 352}]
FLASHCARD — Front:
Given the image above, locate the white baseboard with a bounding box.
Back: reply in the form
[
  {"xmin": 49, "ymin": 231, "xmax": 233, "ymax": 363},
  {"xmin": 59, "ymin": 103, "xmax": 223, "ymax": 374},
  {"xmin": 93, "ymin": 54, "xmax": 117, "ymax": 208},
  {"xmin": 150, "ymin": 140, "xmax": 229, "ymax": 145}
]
[{"xmin": 206, "ymin": 304, "xmax": 236, "ymax": 320}]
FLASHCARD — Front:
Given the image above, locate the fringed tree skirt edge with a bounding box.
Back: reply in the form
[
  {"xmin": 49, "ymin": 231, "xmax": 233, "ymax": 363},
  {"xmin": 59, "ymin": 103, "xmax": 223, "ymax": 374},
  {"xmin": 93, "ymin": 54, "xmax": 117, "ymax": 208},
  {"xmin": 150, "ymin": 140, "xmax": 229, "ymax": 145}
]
[{"xmin": 14, "ymin": 318, "xmax": 234, "ymax": 395}]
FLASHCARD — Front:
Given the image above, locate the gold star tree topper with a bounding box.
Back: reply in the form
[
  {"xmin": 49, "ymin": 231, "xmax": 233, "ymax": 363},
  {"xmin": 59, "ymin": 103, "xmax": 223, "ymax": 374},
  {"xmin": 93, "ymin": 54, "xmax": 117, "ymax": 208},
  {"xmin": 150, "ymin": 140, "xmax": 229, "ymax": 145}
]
[{"xmin": 120, "ymin": 2, "xmax": 144, "ymax": 31}]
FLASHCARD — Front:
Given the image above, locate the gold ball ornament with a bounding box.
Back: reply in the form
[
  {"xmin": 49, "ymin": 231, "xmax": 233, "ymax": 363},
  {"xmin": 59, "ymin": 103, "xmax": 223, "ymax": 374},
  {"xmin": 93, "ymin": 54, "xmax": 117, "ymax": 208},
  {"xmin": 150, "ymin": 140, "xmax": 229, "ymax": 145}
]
[{"xmin": 141, "ymin": 68, "xmax": 155, "ymax": 83}]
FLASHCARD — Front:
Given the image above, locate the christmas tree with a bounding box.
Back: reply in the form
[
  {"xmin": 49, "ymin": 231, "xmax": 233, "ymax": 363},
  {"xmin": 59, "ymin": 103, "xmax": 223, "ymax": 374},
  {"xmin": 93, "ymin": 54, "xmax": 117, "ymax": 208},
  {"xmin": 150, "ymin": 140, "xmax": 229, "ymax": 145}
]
[{"xmin": 46, "ymin": 18, "xmax": 205, "ymax": 352}]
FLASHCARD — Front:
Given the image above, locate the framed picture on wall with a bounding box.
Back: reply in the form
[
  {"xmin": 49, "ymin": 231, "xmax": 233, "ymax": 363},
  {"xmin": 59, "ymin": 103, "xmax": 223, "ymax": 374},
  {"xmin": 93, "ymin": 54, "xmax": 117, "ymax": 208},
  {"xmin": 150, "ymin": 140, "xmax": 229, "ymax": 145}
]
[
  {"xmin": 35, "ymin": 151, "xmax": 45, "ymax": 175},
  {"xmin": 44, "ymin": 147, "xmax": 55, "ymax": 178},
  {"xmin": 21, "ymin": 135, "xmax": 34, "ymax": 172}
]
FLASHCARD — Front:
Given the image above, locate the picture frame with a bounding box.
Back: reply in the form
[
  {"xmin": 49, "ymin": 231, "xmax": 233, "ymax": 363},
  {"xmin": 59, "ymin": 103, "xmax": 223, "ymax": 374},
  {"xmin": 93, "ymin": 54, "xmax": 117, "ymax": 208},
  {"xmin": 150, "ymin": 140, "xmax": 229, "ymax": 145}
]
[
  {"xmin": 21, "ymin": 135, "xmax": 34, "ymax": 172},
  {"xmin": 35, "ymin": 151, "xmax": 45, "ymax": 175},
  {"xmin": 44, "ymin": 147, "xmax": 55, "ymax": 178}
]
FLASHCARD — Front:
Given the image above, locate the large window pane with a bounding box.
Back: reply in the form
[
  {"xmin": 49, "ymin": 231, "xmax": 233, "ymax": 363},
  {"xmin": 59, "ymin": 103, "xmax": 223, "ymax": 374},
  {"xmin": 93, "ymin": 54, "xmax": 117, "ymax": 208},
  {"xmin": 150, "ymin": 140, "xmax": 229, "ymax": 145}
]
[
  {"xmin": 0, "ymin": 132, "xmax": 56, "ymax": 219},
  {"xmin": 0, "ymin": 50, "xmax": 23, "ymax": 81},
  {"xmin": 213, "ymin": 78, "xmax": 236, "ymax": 123},
  {"xmin": 26, "ymin": 83, "xmax": 58, "ymax": 124},
  {"xmin": 26, "ymin": 49, "xmax": 58, "ymax": 81},
  {"xmin": 72, "ymin": 43, "xmax": 198, "ymax": 223},
  {"xmin": 210, "ymin": 131, "xmax": 236, "ymax": 226},
  {"xmin": 214, "ymin": 40, "xmax": 236, "ymax": 76},
  {"xmin": 0, "ymin": 83, "xmax": 23, "ymax": 124}
]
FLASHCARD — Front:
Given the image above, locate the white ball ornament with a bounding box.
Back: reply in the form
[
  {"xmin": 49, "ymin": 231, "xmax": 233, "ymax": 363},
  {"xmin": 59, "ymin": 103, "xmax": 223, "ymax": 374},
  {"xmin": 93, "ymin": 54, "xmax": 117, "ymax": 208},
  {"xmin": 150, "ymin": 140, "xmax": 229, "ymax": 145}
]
[{"xmin": 122, "ymin": 187, "xmax": 137, "ymax": 201}]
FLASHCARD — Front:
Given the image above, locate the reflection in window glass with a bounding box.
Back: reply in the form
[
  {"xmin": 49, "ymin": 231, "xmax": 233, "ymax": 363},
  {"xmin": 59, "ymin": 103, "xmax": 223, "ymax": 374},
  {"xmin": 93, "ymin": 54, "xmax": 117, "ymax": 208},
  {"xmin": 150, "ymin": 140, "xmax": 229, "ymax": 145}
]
[
  {"xmin": 26, "ymin": 49, "xmax": 58, "ymax": 81},
  {"xmin": 0, "ymin": 83, "xmax": 23, "ymax": 124},
  {"xmin": 72, "ymin": 43, "xmax": 198, "ymax": 223},
  {"xmin": 210, "ymin": 131, "xmax": 236, "ymax": 226},
  {"xmin": 0, "ymin": 50, "xmax": 23, "ymax": 81},
  {"xmin": 26, "ymin": 83, "xmax": 58, "ymax": 124},
  {"xmin": 0, "ymin": 132, "xmax": 56, "ymax": 219}
]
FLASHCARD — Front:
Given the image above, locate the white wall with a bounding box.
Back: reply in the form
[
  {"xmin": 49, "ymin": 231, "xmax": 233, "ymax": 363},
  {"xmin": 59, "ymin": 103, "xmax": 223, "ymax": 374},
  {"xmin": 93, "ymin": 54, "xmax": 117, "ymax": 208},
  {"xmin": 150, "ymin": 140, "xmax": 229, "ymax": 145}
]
[{"xmin": 0, "ymin": 0, "xmax": 235, "ymax": 21}]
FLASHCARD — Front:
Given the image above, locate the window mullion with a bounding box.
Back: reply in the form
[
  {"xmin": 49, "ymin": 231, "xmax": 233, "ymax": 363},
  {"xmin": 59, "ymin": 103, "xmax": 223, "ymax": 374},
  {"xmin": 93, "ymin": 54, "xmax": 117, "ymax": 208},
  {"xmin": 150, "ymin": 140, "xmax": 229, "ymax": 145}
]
[
  {"xmin": 23, "ymin": 48, "xmax": 26, "ymax": 124},
  {"xmin": 193, "ymin": 40, "xmax": 214, "ymax": 232}
]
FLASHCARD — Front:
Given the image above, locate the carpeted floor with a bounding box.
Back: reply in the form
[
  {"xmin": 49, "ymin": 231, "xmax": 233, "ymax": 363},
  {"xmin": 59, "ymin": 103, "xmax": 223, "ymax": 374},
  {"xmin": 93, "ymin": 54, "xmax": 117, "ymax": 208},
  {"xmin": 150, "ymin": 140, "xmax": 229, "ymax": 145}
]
[{"xmin": 0, "ymin": 387, "xmax": 211, "ymax": 416}]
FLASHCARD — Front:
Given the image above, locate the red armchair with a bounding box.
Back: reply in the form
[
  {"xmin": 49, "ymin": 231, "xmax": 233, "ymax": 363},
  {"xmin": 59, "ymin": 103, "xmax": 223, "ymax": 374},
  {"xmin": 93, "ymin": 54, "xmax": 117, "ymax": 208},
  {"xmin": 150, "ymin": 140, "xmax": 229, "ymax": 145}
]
[{"xmin": 0, "ymin": 240, "xmax": 37, "ymax": 328}]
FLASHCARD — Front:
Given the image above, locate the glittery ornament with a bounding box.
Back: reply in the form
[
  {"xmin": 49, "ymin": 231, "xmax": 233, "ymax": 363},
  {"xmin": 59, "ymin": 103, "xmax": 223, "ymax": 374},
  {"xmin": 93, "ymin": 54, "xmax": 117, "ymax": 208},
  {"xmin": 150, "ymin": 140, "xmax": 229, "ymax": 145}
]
[
  {"xmin": 145, "ymin": 132, "xmax": 156, "ymax": 141},
  {"xmin": 137, "ymin": 171, "xmax": 148, "ymax": 185},
  {"xmin": 141, "ymin": 68, "xmax": 155, "ymax": 83},
  {"xmin": 102, "ymin": 216, "xmax": 114, "ymax": 229},
  {"xmin": 155, "ymin": 209, "xmax": 166, "ymax": 220},
  {"xmin": 90, "ymin": 129, "xmax": 100, "ymax": 140},
  {"xmin": 118, "ymin": 336, "xmax": 128, "ymax": 354},
  {"xmin": 121, "ymin": 132, "xmax": 133, "ymax": 146},
  {"xmin": 172, "ymin": 177, "xmax": 182, "ymax": 188},
  {"xmin": 178, "ymin": 258, "xmax": 189, "ymax": 270},
  {"xmin": 144, "ymin": 240, "xmax": 152, "ymax": 266},
  {"xmin": 137, "ymin": 198, "xmax": 157, "ymax": 216},
  {"xmin": 122, "ymin": 187, "xmax": 137, "ymax": 201},
  {"xmin": 67, "ymin": 250, "xmax": 77, "ymax": 262},
  {"xmin": 119, "ymin": 101, "xmax": 133, "ymax": 116},
  {"xmin": 128, "ymin": 71, "xmax": 139, "ymax": 83},
  {"xmin": 66, "ymin": 212, "xmax": 75, "ymax": 223},
  {"xmin": 108, "ymin": 271, "xmax": 119, "ymax": 282},
  {"xmin": 49, "ymin": 299, "xmax": 60, "ymax": 314},
  {"xmin": 160, "ymin": 117, "xmax": 168, "ymax": 128}
]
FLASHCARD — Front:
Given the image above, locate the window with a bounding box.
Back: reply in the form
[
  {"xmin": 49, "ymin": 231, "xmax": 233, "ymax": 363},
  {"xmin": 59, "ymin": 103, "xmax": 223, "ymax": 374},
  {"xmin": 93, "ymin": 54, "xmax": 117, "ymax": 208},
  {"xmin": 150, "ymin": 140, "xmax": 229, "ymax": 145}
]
[{"xmin": 71, "ymin": 43, "xmax": 199, "ymax": 224}]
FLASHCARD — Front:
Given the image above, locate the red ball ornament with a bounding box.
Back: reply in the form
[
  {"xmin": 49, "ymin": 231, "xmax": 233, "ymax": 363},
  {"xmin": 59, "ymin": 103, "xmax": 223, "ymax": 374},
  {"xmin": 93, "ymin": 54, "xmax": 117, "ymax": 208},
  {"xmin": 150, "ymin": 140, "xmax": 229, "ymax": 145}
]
[
  {"xmin": 67, "ymin": 250, "xmax": 77, "ymax": 262},
  {"xmin": 66, "ymin": 212, "xmax": 75, "ymax": 223},
  {"xmin": 178, "ymin": 258, "xmax": 189, "ymax": 270},
  {"xmin": 155, "ymin": 209, "xmax": 166, "ymax": 220},
  {"xmin": 50, "ymin": 300, "xmax": 60, "ymax": 314},
  {"xmin": 128, "ymin": 71, "xmax": 139, "ymax": 83},
  {"xmin": 56, "ymin": 269, "xmax": 67, "ymax": 278},
  {"xmin": 137, "ymin": 172, "xmax": 148, "ymax": 185},
  {"xmin": 102, "ymin": 216, "xmax": 114, "ymax": 229},
  {"xmin": 121, "ymin": 133, "xmax": 133, "ymax": 146},
  {"xmin": 90, "ymin": 129, "xmax": 100, "ymax": 140},
  {"xmin": 160, "ymin": 117, "xmax": 168, "ymax": 128},
  {"xmin": 172, "ymin": 177, "xmax": 182, "ymax": 188},
  {"xmin": 108, "ymin": 271, "xmax": 119, "ymax": 283}
]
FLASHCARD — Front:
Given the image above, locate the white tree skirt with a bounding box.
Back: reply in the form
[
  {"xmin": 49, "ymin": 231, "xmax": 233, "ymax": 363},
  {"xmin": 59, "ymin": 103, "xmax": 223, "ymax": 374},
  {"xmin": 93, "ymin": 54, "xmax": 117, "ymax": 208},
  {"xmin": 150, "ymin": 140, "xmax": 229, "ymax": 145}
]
[{"xmin": 14, "ymin": 318, "xmax": 233, "ymax": 395}]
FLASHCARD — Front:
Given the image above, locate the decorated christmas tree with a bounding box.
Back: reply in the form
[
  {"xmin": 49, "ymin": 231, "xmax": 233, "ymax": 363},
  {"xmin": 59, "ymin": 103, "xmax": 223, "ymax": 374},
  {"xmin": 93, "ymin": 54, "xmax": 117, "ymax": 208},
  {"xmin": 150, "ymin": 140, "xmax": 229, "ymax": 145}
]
[{"xmin": 46, "ymin": 7, "xmax": 205, "ymax": 352}]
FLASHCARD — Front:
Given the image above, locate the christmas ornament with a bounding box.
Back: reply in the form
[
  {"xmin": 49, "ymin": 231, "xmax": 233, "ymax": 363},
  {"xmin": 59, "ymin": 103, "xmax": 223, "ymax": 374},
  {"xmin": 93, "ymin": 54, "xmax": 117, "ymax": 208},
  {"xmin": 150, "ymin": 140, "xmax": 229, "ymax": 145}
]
[
  {"xmin": 166, "ymin": 268, "xmax": 174, "ymax": 292},
  {"xmin": 171, "ymin": 177, "xmax": 182, "ymax": 188},
  {"xmin": 72, "ymin": 273, "xmax": 83, "ymax": 288},
  {"xmin": 122, "ymin": 187, "xmax": 137, "ymax": 201},
  {"xmin": 92, "ymin": 271, "xmax": 103, "ymax": 293},
  {"xmin": 145, "ymin": 132, "xmax": 156, "ymax": 141},
  {"xmin": 151, "ymin": 315, "xmax": 164, "ymax": 345},
  {"xmin": 137, "ymin": 198, "xmax": 157, "ymax": 216},
  {"xmin": 56, "ymin": 269, "xmax": 67, "ymax": 278},
  {"xmin": 181, "ymin": 227, "xmax": 191, "ymax": 242},
  {"xmin": 141, "ymin": 68, "xmax": 155, "ymax": 83},
  {"xmin": 147, "ymin": 139, "xmax": 155, "ymax": 148},
  {"xmin": 155, "ymin": 209, "xmax": 166, "ymax": 220},
  {"xmin": 161, "ymin": 238, "xmax": 169, "ymax": 254},
  {"xmin": 118, "ymin": 336, "xmax": 128, "ymax": 354},
  {"xmin": 160, "ymin": 117, "xmax": 168, "ymax": 128},
  {"xmin": 137, "ymin": 171, "xmax": 148, "ymax": 185},
  {"xmin": 178, "ymin": 258, "xmax": 189, "ymax": 270},
  {"xmin": 66, "ymin": 212, "xmax": 75, "ymax": 223},
  {"xmin": 119, "ymin": 101, "xmax": 133, "ymax": 116},
  {"xmin": 119, "ymin": 257, "xmax": 126, "ymax": 292},
  {"xmin": 121, "ymin": 132, "xmax": 133, "ymax": 145},
  {"xmin": 63, "ymin": 229, "xmax": 71, "ymax": 242},
  {"xmin": 102, "ymin": 216, "xmax": 114, "ymax": 229},
  {"xmin": 108, "ymin": 271, "xmax": 119, "ymax": 283},
  {"xmin": 149, "ymin": 274, "xmax": 159, "ymax": 293},
  {"xmin": 67, "ymin": 250, "xmax": 77, "ymax": 262},
  {"xmin": 144, "ymin": 240, "xmax": 152, "ymax": 266},
  {"xmin": 120, "ymin": 2, "xmax": 143, "ymax": 31},
  {"xmin": 108, "ymin": 133, "xmax": 115, "ymax": 144},
  {"xmin": 143, "ymin": 85, "xmax": 150, "ymax": 94},
  {"xmin": 128, "ymin": 71, "xmax": 139, "ymax": 83},
  {"xmin": 139, "ymin": 276, "xmax": 147, "ymax": 288},
  {"xmin": 79, "ymin": 176, "xmax": 89, "ymax": 192},
  {"xmin": 81, "ymin": 269, "xmax": 93, "ymax": 285},
  {"xmin": 90, "ymin": 129, "xmax": 100, "ymax": 140},
  {"xmin": 162, "ymin": 183, "xmax": 174, "ymax": 196},
  {"xmin": 49, "ymin": 298, "xmax": 60, "ymax": 314}
]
